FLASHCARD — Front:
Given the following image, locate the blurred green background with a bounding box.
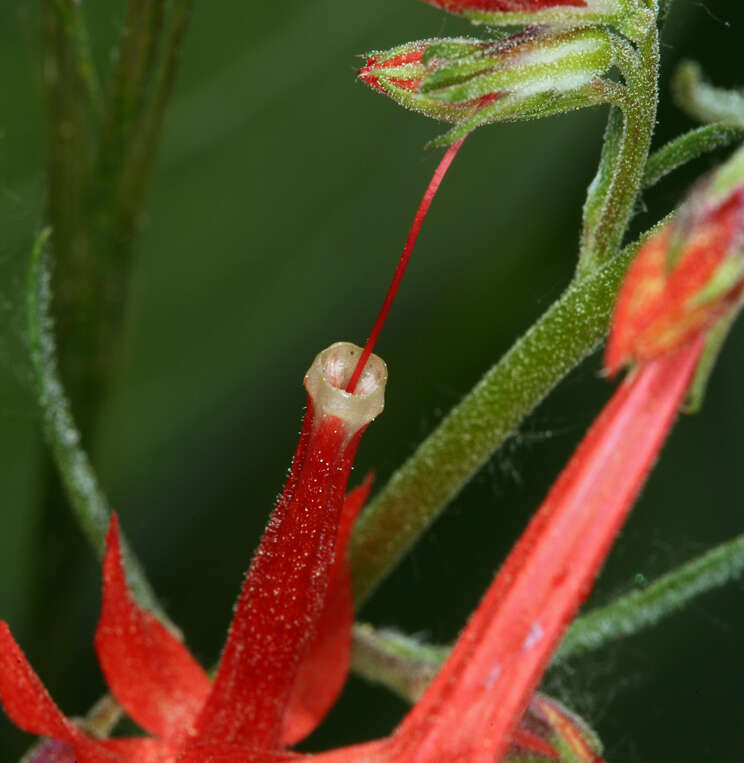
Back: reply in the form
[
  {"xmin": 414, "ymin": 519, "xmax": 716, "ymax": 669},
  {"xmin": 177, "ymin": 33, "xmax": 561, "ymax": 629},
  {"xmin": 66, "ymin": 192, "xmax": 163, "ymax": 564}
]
[{"xmin": 1, "ymin": 1, "xmax": 743, "ymax": 759}]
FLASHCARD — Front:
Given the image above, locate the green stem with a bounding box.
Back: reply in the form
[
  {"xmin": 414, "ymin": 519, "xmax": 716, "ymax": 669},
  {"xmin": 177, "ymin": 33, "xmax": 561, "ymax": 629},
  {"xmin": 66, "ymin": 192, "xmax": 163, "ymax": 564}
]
[
  {"xmin": 112, "ymin": 0, "xmax": 194, "ymax": 231},
  {"xmin": 580, "ymin": 105, "xmax": 624, "ymax": 246},
  {"xmin": 41, "ymin": 0, "xmax": 102, "ymax": 425},
  {"xmin": 577, "ymin": 23, "xmax": 659, "ymax": 275},
  {"xmin": 350, "ymin": 220, "xmax": 668, "ymax": 605},
  {"xmin": 642, "ymin": 122, "xmax": 744, "ymax": 189},
  {"xmin": 43, "ymin": 0, "xmax": 193, "ymax": 432},
  {"xmin": 27, "ymin": 231, "xmax": 169, "ymax": 622},
  {"xmin": 554, "ymin": 532, "xmax": 744, "ymax": 663},
  {"xmin": 351, "ymin": 623, "xmax": 448, "ymax": 703}
]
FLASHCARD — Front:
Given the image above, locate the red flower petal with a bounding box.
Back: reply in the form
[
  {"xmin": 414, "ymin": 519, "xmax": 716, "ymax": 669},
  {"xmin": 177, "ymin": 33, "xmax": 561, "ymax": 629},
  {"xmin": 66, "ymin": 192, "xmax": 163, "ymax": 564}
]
[
  {"xmin": 95, "ymin": 515, "xmax": 211, "ymax": 744},
  {"xmin": 358, "ymin": 49, "xmax": 424, "ymax": 95},
  {"xmin": 281, "ymin": 475, "xmax": 374, "ymax": 747},
  {"xmin": 386, "ymin": 338, "xmax": 702, "ymax": 762},
  {"xmin": 0, "ymin": 623, "xmax": 120, "ymax": 762}
]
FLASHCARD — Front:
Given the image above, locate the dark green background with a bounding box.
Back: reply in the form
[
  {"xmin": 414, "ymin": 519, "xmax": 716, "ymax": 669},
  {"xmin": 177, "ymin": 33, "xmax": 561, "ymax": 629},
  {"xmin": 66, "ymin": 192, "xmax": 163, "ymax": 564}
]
[{"xmin": 1, "ymin": 1, "xmax": 743, "ymax": 759}]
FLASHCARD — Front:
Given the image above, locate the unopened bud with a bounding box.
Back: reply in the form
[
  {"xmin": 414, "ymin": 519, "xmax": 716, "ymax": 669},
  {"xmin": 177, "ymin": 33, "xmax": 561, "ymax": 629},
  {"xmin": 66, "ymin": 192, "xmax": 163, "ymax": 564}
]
[
  {"xmin": 605, "ymin": 156, "xmax": 744, "ymax": 376},
  {"xmin": 360, "ymin": 29, "xmax": 615, "ymax": 142}
]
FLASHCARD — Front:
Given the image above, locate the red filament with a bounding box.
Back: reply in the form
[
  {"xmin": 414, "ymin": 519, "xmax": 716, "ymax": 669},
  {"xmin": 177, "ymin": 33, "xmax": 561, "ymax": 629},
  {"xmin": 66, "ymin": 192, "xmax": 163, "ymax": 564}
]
[{"xmin": 345, "ymin": 137, "xmax": 466, "ymax": 393}]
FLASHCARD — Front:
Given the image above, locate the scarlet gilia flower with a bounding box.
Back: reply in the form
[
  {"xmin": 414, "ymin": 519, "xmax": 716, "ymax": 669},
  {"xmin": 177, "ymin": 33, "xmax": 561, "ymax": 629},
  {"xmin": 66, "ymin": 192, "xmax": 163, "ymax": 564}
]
[
  {"xmin": 0, "ymin": 342, "xmax": 387, "ymax": 762},
  {"xmin": 605, "ymin": 166, "xmax": 744, "ymax": 375},
  {"xmin": 6, "ymin": 157, "xmax": 739, "ymax": 763},
  {"xmin": 420, "ymin": 0, "xmax": 652, "ymax": 39},
  {"xmin": 359, "ymin": 29, "xmax": 615, "ymax": 143}
]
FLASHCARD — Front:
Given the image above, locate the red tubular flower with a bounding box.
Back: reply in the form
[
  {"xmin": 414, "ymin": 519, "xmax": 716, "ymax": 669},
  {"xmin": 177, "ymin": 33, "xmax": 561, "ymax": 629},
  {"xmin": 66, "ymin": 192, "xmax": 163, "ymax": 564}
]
[
  {"xmin": 0, "ymin": 342, "xmax": 386, "ymax": 763},
  {"xmin": 192, "ymin": 343, "xmax": 385, "ymax": 751}
]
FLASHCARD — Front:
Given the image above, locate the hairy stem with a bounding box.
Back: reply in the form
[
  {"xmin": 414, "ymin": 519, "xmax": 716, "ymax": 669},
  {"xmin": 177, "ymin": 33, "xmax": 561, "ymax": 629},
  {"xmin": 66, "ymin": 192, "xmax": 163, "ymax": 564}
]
[
  {"xmin": 350, "ymin": 221, "xmax": 669, "ymax": 605},
  {"xmin": 578, "ymin": 24, "xmax": 659, "ymax": 275},
  {"xmin": 554, "ymin": 531, "xmax": 744, "ymax": 662},
  {"xmin": 27, "ymin": 231, "xmax": 168, "ymax": 622},
  {"xmin": 351, "ymin": 624, "xmax": 448, "ymax": 702}
]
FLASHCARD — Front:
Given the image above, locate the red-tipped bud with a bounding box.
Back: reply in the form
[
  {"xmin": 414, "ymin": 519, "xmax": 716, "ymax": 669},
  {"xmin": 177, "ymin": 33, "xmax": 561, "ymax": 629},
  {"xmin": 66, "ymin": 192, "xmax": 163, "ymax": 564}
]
[
  {"xmin": 360, "ymin": 40, "xmax": 481, "ymax": 124},
  {"xmin": 360, "ymin": 29, "xmax": 615, "ymax": 143},
  {"xmin": 605, "ymin": 173, "xmax": 744, "ymax": 376}
]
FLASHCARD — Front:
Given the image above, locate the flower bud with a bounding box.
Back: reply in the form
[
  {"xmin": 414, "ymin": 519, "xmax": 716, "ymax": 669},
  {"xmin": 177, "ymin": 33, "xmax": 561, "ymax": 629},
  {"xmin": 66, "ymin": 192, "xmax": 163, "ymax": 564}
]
[
  {"xmin": 422, "ymin": 0, "xmax": 652, "ymax": 41},
  {"xmin": 605, "ymin": 164, "xmax": 744, "ymax": 376},
  {"xmin": 360, "ymin": 29, "xmax": 615, "ymax": 143},
  {"xmin": 524, "ymin": 694, "xmax": 604, "ymax": 762}
]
